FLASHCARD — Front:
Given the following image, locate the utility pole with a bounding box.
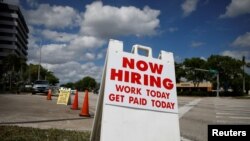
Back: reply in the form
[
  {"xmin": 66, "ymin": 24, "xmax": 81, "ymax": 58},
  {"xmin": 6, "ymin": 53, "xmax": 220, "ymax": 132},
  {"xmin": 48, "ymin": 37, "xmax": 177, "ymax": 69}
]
[
  {"xmin": 216, "ymin": 73, "xmax": 219, "ymax": 97},
  {"xmin": 242, "ymin": 56, "xmax": 245, "ymax": 94},
  {"xmin": 38, "ymin": 40, "xmax": 42, "ymax": 80},
  {"xmin": 28, "ymin": 64, "xmax": 31, "ymax": 83}
]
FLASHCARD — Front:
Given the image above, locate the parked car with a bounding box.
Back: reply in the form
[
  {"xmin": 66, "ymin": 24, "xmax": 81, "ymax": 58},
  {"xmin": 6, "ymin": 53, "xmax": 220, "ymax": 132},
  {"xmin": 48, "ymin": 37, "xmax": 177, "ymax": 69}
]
[
  {"xmin": 22, "ymin": 83, "xmax": 33, "ymax": 92},
  {"xmin": 32, "ymin": 80, "xmax": 49, "ymax": 94},
  {"xmin": 50, "ymin": 86, "xmax": 59, "ymax": 96},
  {"xmin": 70, "ymin": 89, "xmax": 76, "ymax": 95}
]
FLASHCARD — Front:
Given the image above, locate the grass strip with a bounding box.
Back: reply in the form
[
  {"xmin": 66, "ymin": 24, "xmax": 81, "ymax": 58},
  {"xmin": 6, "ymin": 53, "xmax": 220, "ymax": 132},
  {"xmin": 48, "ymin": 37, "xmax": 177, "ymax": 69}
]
[{"xmin": 0, "ymin": 125, "xmax": 90, "ymax": 141}]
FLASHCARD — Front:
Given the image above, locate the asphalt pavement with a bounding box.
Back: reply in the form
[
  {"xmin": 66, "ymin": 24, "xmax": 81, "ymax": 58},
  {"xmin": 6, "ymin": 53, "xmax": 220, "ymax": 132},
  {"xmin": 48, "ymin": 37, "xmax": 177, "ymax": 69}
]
[{"xmin": 0, "ymin": 93, "xmax": 249, "ymax": 141}]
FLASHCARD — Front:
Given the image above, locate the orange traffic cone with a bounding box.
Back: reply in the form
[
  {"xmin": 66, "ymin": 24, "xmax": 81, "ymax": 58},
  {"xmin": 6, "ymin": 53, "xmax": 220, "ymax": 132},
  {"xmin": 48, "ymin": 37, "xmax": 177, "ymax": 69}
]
[
  {"xmin": 71, "ymin": 89, "xmax": 79, "ymax": 110},
  {"xmin": 79, "ymin": 90, "xmax": 90, "ymax": 117},
  {"xmin": 47, "ymin": 89, "xmax": 52, "ymax": 100}
]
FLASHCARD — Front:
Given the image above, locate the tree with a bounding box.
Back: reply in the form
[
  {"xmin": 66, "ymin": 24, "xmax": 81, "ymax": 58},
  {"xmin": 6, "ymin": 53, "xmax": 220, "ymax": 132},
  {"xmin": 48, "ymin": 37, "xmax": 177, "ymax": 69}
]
[
  {"xmin": 175, "ymin": 55, "xmax": 249, "ymax": 94},
  {"xmin": 206, "ymin": 55, "xmax": 242, "ymax": 92},
  {"xmin": 0, "ymin": 54, "xmax": 27, "ymax": 91},
  {"xmin": 75, "ymin": 79, "xmax": 83, "ymax": 91},
  {"xmin": 46, "ymin": 71, "xmax": 59, "ymax": 85},
  {"xmin": 82, "ymin": 76, "xmax": 97, "ymax": 91},
  {"xmin": 175, "ymin": 62, "xmax": 186, "ymax": 83},
  {"xmin": 23, "ymin": 64, "xmax": 59, "ymax": 85},
  {"xmin": 61, "ymin": 82, "xmax": 75, "ymax": 89},
  {"xmin": 24, "ymin": 64, "xmax": 40, "ymax": 83},
  {"xmin": 61, "ymin": 76, "xmax": 97, "ymax": 91},
  {"xmin": 183, "ymin": 58, "xmax": 207, "ymax": 87},
  {"xmin": 245, "ymin": 74, "xmax": 250, "ymax": 93}
]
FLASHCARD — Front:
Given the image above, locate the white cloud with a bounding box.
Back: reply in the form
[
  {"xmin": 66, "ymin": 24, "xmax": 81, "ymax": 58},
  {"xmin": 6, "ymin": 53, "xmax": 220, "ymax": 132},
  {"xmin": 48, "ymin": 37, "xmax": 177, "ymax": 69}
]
[
  {"xmin": 221, "ymin": 50, "xmax": 250, "ymax": 61},
  {"xmin": 27, "ymin": 25, "xmax": 106, "ymax": 64},
  {"xmin": 41, "ymin": 44, "xmax": 75, "ymax": 64},
  {"xmin": 85, "ymin": 52, "xmax": 96, "ymax": 60},
  {"xmin": 232, "ymin": 32, "xmax": 250, "ymax": 47},
  {"xmin": 81, "ymin": 1, "xmax": 160, "ymax": 37},
  {"xmin": 200, "ymin": 56, "xmax": 207, "ymax": 61},
  {"xmin": 168, "ymin": 27, "xmax": 178, "ymax": 33},
  {"xmin": 41, "ymin": 30, "xmax": 77, "ymax": 42},
  {"xmin": 46, "ymin": 62, "xmax": 103, "ymax": 84},
  {"xmin": 25, "ymin": 4, "xmax": 81, "ymax": 29},
  {"xmin": 181, "ymin": 0, "xmax": 199, "ymax": 17},
  {"xmin": 3, "ymin": 0, "xmax": 19, "ymax": 5},
  {"xmin": 69, "ymin": 36, "xmax": 105, "ymax": 51},
  {"xmin": 26, "ymin": 0, "xmax": 39, "ymax": 8},
  {"xmin": 97, "ymin": 52, "xmax": 104, "ymax": 59},
  {"xmin": 174, "ymin": 55, "xmax": 183, "ymax": 63},
  {"xmin": 27, "ymin": 26, "xmax": 38, "ymax": 48},
  {"xmin": 220, "ymin": 0, "xmax": 250, "ymax": 18},
  {"xmin": 25, "ymin": 1, "xmax": 161, "ymax": 83},
  {"xmin": 191, "ymin": 41, "xmax": 205, "ymax": 47},
  {"xmin": 28, "ymin": 44, "xmax": 74, "ymax": 64},
  {"xmin": 28, "ymin": 35, "xmax": 106, "ymax": 64}
]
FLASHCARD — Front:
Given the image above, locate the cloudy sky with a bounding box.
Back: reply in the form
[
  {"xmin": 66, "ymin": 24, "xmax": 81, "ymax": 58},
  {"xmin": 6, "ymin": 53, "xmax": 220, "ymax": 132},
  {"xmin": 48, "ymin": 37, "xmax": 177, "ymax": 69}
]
[{"xmin": 5, "ymin": 0, "xmax": 250, "ymax": 84}]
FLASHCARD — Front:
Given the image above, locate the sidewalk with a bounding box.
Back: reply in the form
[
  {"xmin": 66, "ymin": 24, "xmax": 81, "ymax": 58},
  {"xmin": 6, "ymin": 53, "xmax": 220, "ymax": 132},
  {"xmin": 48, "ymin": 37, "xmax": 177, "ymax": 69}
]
[{"xmin": 0, "ymin": 92, "xmax": 98, "ymax": 131}]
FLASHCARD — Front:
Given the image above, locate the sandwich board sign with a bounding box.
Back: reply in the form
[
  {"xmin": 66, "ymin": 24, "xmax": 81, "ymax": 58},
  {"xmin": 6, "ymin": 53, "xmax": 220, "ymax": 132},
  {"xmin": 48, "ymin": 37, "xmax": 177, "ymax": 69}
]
[
  {"xmin": 57, "ymin": 87, "xmax": 71, "ymax": 105},
  {"xmin": 91, "ymin": 39, "xmax": 180, "ymax": 141}
]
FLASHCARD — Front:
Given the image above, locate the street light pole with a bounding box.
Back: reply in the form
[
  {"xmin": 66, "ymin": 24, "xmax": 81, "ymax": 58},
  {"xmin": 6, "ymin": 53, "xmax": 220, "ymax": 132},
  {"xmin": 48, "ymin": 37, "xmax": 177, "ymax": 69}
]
[
  {"xmin": 37, "ymin": 40, "xmax": 42, "ymax": 80},
  {"xmin": 37, "ymin": 36, "xmax": 62, "ymax": 81},
  {"xmin": 242, "ymin": 56, "xmax": 245, "ymax": 94},
  {"xmin": 216, "ymin": 73, "xmax": 219, "ymax": 97},
  {"xmin": 243, "ymin": 65, "xmax": 245, "ymax": 94}
]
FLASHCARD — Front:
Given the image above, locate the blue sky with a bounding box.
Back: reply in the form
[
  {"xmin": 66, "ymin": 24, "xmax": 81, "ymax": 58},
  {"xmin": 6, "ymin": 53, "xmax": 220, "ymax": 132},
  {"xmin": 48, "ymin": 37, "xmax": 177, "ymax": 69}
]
[{"xmin": 5, "ymin": 0, "xmax": 250, "ymax": 83}]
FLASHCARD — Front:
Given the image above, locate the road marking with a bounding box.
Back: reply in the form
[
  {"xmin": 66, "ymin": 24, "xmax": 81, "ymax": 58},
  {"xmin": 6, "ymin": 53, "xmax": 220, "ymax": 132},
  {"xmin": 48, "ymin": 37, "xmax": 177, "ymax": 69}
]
[
  {"xmin": 179, "ymin": 99, "xmax": 202, "ymax": 141},
  {"xmin": 216, "ymin": 112, "xmax": 233, "ymax": 115},
  {"xmin": 216, "ymin": 116, "xmax": 224, "ymax": 118},
  {"xmin": 229, "ymin": 116, "xmax": 250, "ymax": 120},
  {"xmin": 181, "ymin": 136, "xmax": 192, "ymax": 141},
  {"xmin": 179, "ymin": 99, "xmax": 202, "ymax": 119},
  {"xmin": 216, "ymin": 120, "xmax": 228, "ymax": 123}
]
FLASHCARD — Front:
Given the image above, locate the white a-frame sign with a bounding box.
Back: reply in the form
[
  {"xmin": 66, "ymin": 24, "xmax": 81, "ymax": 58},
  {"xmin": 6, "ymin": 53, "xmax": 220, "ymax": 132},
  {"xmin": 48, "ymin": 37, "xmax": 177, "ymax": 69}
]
[{"xmin": 91, "ymin": 39, "xmax": 180, "ymax": 141}]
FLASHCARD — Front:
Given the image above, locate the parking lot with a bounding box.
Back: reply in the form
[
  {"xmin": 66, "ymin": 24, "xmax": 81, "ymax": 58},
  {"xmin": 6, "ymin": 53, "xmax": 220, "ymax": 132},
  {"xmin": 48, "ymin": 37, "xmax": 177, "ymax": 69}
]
[
  {"xmin": 0, "ymin": 92, "xmax": 97, "ymax": 131},
  {"xmin": 0, "ymin": 93, "xmax": 249, "ymax": 141}
]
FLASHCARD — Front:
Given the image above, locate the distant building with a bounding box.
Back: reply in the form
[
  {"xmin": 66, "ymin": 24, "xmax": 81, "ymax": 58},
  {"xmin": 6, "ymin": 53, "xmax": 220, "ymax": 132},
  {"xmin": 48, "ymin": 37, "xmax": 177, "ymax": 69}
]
[
  {"xmin": 176, "ymin": 82, "xmax": 213, "ymax": 92},
  {"xmin": 0, "ymin": 1, "xmax": 29, "ymax": 64}
]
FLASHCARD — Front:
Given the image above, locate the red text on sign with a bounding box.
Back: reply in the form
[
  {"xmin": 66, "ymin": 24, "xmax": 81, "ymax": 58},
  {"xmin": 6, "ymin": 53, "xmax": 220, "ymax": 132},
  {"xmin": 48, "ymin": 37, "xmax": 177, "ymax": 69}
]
[
  {"xmin": 151, "ymin": 100, "xmax": 175, "ymax": 109},
  {"xmin": 109, "ymin": 93, "xmax": 124, "ymax": 103},
  {"xmin": 129, "ymin": 96, "xmax": 147, "ymax": 105},
  {"xmin": 123, "ymin": 57, "xmax": 163, "ymax": 74},
  {"xmin": 146, "ymin": 89, "xmax": 170, "ymax": 99},
  {"xmin": 110, "ymin": 69, "xmax": 174, "ymax": 90},
  {"xmin": 115, "ymin": 85, "xmax": 141, "ymax": 95},
  {"xmin": 110, "ymin": 57, "xmax": 174, "ymax": 90}
]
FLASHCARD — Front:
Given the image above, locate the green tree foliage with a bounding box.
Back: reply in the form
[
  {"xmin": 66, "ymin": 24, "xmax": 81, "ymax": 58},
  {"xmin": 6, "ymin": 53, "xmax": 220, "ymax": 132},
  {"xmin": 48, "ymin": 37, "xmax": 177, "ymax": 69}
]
[
  {"xmin": 82, "ymin": 76, "xmax": 97, "ymax": 91},
  {"xmin": 206, "ymin": 55, "xmax": 242, "ymax": 92},
  {"xmin": 23, "ymin": 64, "xmax": 59, "ymax": 85},
  {"xmin": 0, "ymin": 55, "xmax": 59, "ymax": 91},
  {"xmin": 75, "ymin": 80, "xmax": 83, "ymax": 91},
  {"xmin": 245, "ymin": 75, "xmax": 250, "ymax": 93},
  {"xmin": 175, "ymin": 62, "xmax": 185, "ymax": 83},
  {"xmin": 46, "ymin": 71, "xmax": 59, "ymax": 85},
  {"xmin": 61, "ymin": 82, "xmax": 75, "ymax": 89},
  {"xmin": 0, "ymin": 55, "xmax": 27, "ymax": 91},
  {"xmin": 61, "ymin": 76, "xmax": 97, "ymax": 91},
  {"xmin": 175, "ymin": 55, "xmax": 250, "ymax": 94},
  {"xmin": 183, "ymin": 58, "xmax": 207, "ymax": 87}
]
